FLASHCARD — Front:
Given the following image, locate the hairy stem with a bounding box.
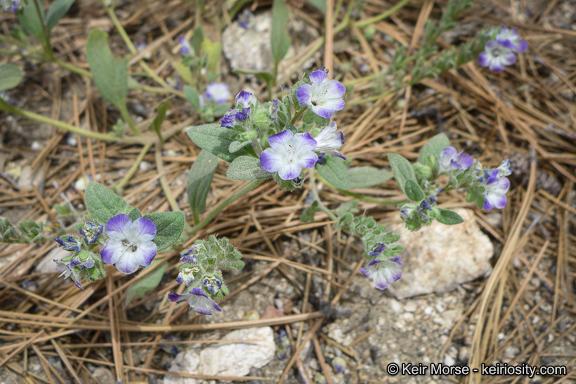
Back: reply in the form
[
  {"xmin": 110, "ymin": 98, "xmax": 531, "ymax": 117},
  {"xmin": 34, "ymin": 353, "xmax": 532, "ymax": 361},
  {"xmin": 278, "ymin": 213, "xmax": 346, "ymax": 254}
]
[
  {"xmin": 307, "ymin": 169, "xmax": 338, "ymax": 221},
  {"xmin": 290, "ymin": 107, "xmax": 307, "ymax": 125}
]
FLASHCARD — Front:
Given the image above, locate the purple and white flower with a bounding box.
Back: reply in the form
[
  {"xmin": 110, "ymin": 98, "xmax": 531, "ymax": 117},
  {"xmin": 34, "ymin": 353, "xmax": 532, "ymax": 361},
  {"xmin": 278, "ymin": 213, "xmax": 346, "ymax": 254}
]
[
  {"xmin": 368, "ymin": 242, "xmax": 387, "ymax": 257},
  {"xmin": 54, "ymin": 259, "xmax": 83, "ymax": 290},
  {"xmin": 238, "ymin": 8, "xmax": 254, "ymax": 29},
  {"xmin": 400, "ymin": 205, "xmax": 415, "ymax": 220},
  {"xmin": 176, "ymin": 265, "xmax": 200, "ymax": 285},
  {"xmin": 496, "ymin": 25, "xmax": 528, "ymax": 53},
  {"xmin": 483, "ymin": 169, "xmax": 510, "ymax": 211},
  {"xmin": 260, "ymin": 130, "xmax": 318, "ymax": 180},
  {"xmin": 360, "ymin": 257, "xmax": 403, "ymax": 290},
  {"xmin": 205, "ymin": 83, "xmax": 231, "ymax": 104},
  {"xmin": 79, "ymin": 221, "xmax": 103, "ymax": 244},
  {"xmin": 55, "ymin": 236, "xmax": 81, "ymax": 252},
  {"xmin": 313, "ymin": 122, "xmax": 346, "ymax": 160},
  {"xmin": 497, "ymin": 159, "xmax": 512, "ymax": 177},
  {"xmin": 236, "ymin": 90, "xmax": 257, "ymax": 108},
  {"xmin": 178, "ymin": 35, "xmax": 192, "ymax": 56},
  {"xmin": 1, "ymin": 0, "xmax": 21, "ymax": 13},
  {"xmin": 100, "ymin": 214, "xmax": 157, "ymax": 274},
  {"xmin": 220, "ymin": 112, "xmax": 237, "ymax": 128},
  {"xmin": 203, "ymin": 276, "xmax": 222, "ymax": 295},
  {"xmin": 168, "ymin": 288, "xmax": 222, "ymax": 315},
  {"xmin": 438, "ymin": 146, "xmax": 473, "ymax": 172},
  {"xmin": 478, "ymin": 40, "xmax": 516, "ymax": 72},
  {"xmin": 296, "ymin": 70, "xmax": 345, "ymax": 119},
  {"xmin": 180, "ymin": 247, "xmax": 198, "ymax": 264}
]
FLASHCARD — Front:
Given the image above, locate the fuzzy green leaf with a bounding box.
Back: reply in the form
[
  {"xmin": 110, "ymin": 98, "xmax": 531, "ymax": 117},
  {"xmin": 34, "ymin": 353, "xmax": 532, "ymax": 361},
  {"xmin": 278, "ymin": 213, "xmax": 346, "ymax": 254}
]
[
  {"xmin": 417, "ymin": 133, "xmax": 450, "ymax": 164},
  {"xmin": 85, "ymin": 182, "xmax": 132, "ymax": 225},
  {"xmin": 0, "ymin": 64, "xmax": 24, "ymax": 92},
  {"xmin": 316, "ymin": 155, "xmax": 350, "ymax": 190},
  {"xmin": 86, "ymin": 30, "xmax": 128, "ymax": 108},
  {"xmin": 128, "ymin": 207, "xmax": 142, "ymax": 221},
  {"xmin": 436, "ymin": 208, "xmax": 464, "ymax": 225},
  {"xmin": 271, "ymin": 0, "xmax": 291, "ymax": 63},
  {"xmin": 187, "ymin": 150, "xmax": 218, "ymax": 216},
  {"xmin": 404, "ymin": 179, "xmax": 425, "ymax": 202},
  {"xmin": 46, "ymin": 0, "xmax": 75, "ymax": 31},
  {"xmin": 18, "ymin": 1, "xmax": 45, "ymax": 41},
  {"xmin": 186, "ymin": 124, "xmax": 250, "ymax": 162},
  {"xmin": 348, "ymin": 167, "xmax": 393, "ymax": 189},
  {"xmin": 143, "ymin": 212, "xmax": 185, "ymax": 252},
  {"xmin": 150, "ymin": 100, "xmax": 170, "ymax": 135},
  {"xmin": 125, "ymin": 261, "xmax": 167, "ymax": 305},
  {"xmin": 388, "ymin": 153, "xmax": 417, "ymax": 195},
  {"xmin": 227, "ymin": 156, "xmax": 273, "ymax": 180},
  {"xmin": 184, "ymin": 85, "xmax": 200, "ymax": 110}
]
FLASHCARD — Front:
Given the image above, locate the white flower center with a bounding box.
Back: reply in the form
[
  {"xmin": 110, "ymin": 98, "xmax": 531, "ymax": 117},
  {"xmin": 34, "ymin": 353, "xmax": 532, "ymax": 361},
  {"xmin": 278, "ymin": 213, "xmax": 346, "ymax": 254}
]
[{"xmin": 122, "ymin": 239, "xmax": 138, "ymax": 252}]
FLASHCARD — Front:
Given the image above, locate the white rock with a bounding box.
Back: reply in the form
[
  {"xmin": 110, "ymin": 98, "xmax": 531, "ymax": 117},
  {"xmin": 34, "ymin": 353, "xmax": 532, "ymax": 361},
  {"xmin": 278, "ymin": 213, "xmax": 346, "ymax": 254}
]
[
  {"xmin": 222, "ymin": 11, "xmax": 318, "ymax": 74},
  {"xmin": 389, "ymin": 299, "xmax": 403, "ymax": 313},
  {"xmin": 18, "ymin": 166, "xmax": 43, "ymax": 190},
  {"xmin": 444, "ymin": 354, "xmax": 456, "ymax": 366},
  {"xmin": 165, "ymin": 327, "xmax": 275, "ymax": 384},
  {"xmin": 35, "ymin": 247, "xmax": 68, "ymax": 274},
  {"xmin": 388, "ymin": 209, "xmax": 494, "ymax": 299}
]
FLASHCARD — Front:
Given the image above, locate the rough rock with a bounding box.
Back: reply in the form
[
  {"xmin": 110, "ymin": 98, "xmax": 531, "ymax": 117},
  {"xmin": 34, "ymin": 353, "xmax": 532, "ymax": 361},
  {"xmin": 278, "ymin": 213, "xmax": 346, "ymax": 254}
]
[
  {"xmin": 388, "ymin": 209, "xmax": 493, "ymax": 299},
  {"xmin": 164, "ymin": 327, "xmax": 275, "ymax": 384},
  {"xmin": 35, "ymin": 247, "xmax": 67, "ymax": 274},
  {"xmin": 222, "ymin": 11, "xmax": 318, "ymax": 73},
  {"xmin": 92, "ymin": 367, "xmax": 115, "ymax": 384}
]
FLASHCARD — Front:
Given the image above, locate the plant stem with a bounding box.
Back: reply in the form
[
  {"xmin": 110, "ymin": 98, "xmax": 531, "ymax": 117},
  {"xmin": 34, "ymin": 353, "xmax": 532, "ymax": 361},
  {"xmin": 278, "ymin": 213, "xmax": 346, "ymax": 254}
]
[
  {"xmin": 118, "ymin": 104, "xmax": 142, "ymax": 136},
  {"xmin": 155, "ymin": 144, "xmax": 180, "ymax": 212},
  {"xmin": 290, "ymin": 107, "xmax": 307, "ymax": 125},
  {"xmin": 117, "ymin": 142, "xmax": 153, "ymax": 189},
  {"xmin": 307, "ymin": 169, "xmax": 338, "ymax": 221},
  {"xmin": 104, "ymin": 5, "xmax": 171, "ymax": 90},
  {"xmin": 52, "ymin": 57, "xmax": 93, "ymax": 78},
  {"xmin": 0, "ymin": 99, "xmax": 145, "ymax": 144},
  {"xmin": 187, "ymin": 179, "xmax": 266, "ymax": 236}
]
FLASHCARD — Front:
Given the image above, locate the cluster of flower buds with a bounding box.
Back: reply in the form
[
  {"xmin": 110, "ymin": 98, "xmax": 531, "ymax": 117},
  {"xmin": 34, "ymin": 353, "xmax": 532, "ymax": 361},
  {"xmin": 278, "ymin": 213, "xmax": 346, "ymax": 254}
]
[
  {"xmin": 335, "ymin": 209, "xmax": 404, "ymax": 290},
  {"xmin": 478, "ymin": 25, "xmax": 527, "ymax": 72},
  {"xmin": 169, "ymin": 235, "xmax": 244, "ymax": 315},
  {"xmin": 53, "ymin": 222, "xmax": 106, "ymax": 289},
  {"xmin": 237, "ymin": 8, "xmax": 255, "ymax": 29},
  {"xmin": 406, "ymin": 146, "xmax": 511, "ymax": 230}
]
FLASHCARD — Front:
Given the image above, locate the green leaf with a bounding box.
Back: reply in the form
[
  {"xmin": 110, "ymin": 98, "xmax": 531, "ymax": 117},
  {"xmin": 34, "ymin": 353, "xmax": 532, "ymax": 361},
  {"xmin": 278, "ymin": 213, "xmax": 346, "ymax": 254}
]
[
  {"xmin": 86, "ymin": 29, "xmax": 128, "ymax": 108},
  {"xmin": 46, "ymin": 0, "xmax": 75, "ymax": 31},
  {"xmin": 150, "ymin": 100, "xmax": 170, "ymax": 135},
  {"xmin": 184, "ymin": 85, "xmax": 200, "ymax": 110},
  {"xmin": 191, "ymin": 26, "xmax": 204, "ymax": 55},
  {"xmin": 348, "ymin": 167, "xmax": 393, "ymax": 189},
  {"xmin": 229, "ymin": 140, "xmax": 252, "ymax": 153},
  {"xmin": 143, "ymin": 212, "xmax": 185, "ymax": 252},
  {"xmin": 172, "ymin": 60, "xmax": 193, "ymax": 85},
  {"xmin": 233, "ymin": 69, "xmax": 275, "ymax": 86},
  {"xmin": 436, "ymin": 208, "xmax": 464, "ymax": 225},
  {"xmin": 271, "ymin": 0, "xmax": 291, "ymax": 63},
  {"xmin": 417, "ymin": 133, "xmax": 450, "ymax": 164},
  {"xmin": 186, "ymin": 123, "xmax": 251, "ymax": 162},
  {"xmin": 125, "ymin": 261, "xmax": 167, "ymax": 305},
  {"xmin": 227, "ymin": 156, "xmax": 273, "ymax": 180},
  {"xmin": 85, "ymin": 182, "xmax": 132, "ymax": 225},
  {"xmin": 187, "ymin": 150, "xmax": 218, "ymax": 216},
  {"xmin": 387, "ymin": 153, "xmax": 417, "ymax": 195},
  {"xmin": 316, "ymin": 155, "xmax": 350, "ymax": 190},
  {"xmin": 404, "ymin": 179, "xmax": 425, "ymax": 202},
  {"xmin": 0, "ymin": 64, "xmax": 24, "ymax": 92},
  {"xmin": 18, "ymin": 1, "xmax": 46, "ymax": 41},
  {"xmin": 300, "ymin": 201, "xmax": 319, "ymax": 223},
  {"xmin": 201, "ymin": 39, "xmax": 222, "ymax": 73},
  {"xmin": 128, "ymin": 207, "xmax": 142, "ymax": 221},
  {"xmin": 307, "ymin": 0, "xmax": 326, "ymax": 13}
]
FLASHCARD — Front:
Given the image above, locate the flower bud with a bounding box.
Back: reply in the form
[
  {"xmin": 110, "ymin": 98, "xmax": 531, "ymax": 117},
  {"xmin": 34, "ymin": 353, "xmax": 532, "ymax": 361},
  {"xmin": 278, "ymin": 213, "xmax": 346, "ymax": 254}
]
[{"xmin": 332, "ymin": 357, "xmax": 346, "ymax": 373}]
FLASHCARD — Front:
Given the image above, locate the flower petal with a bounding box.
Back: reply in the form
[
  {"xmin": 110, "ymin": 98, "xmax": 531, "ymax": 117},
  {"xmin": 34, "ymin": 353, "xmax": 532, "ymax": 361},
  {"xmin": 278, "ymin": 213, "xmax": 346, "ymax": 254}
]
[
  {"xmin": 309, "ymin": 70, "xmax": 328, "ymax": 85},
  {"xmin": 105, "ymin": 214, "xmax": 132, "ymax": 241},
  {"xmin": 115, "ymin": 241, "xmax": 157, "ymax": 274},
  {"xmin": 277, "ymin": 163, "xmax": 302, "ymax": 180},
  {"xmin": 260, "ymin": 149, "xmax": 284, "ymax": 173},
  {"xmin": 100, "ymin": 239, "xmax": 125, "ymax": 265},
  {"xmin": 130, "ymin": 217, "xmax": 157, "ymax": 242},
  {"xmin": 296, "ymin": 84, "xmax": 312, "ymax": 106},
  {"xmin": 268, "ymin": 129, "xmax": 294, "ymax": 149},
  {"xmin": 326, "ymin": 79, "xmax": 346, "ymax": 98}
]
